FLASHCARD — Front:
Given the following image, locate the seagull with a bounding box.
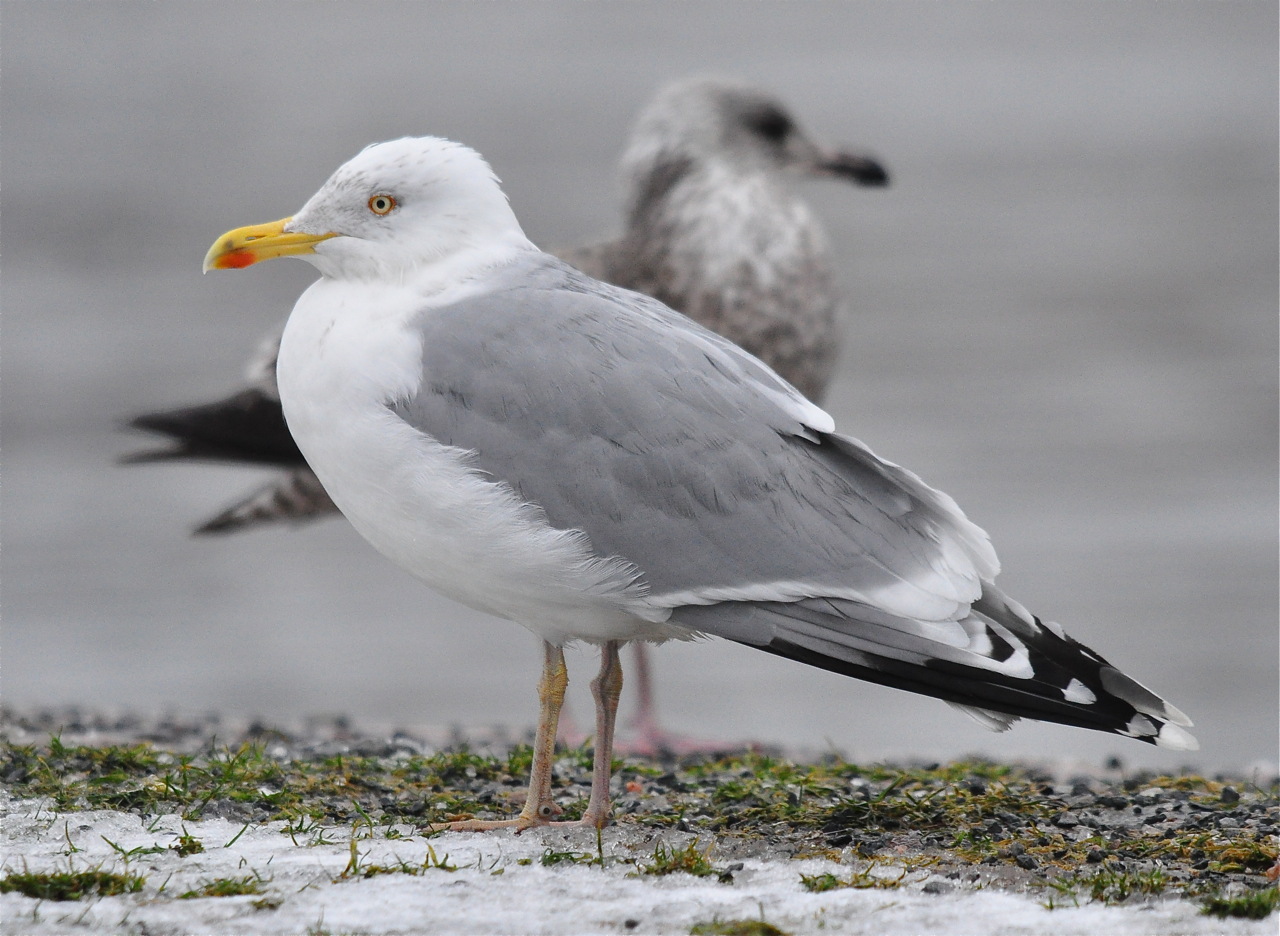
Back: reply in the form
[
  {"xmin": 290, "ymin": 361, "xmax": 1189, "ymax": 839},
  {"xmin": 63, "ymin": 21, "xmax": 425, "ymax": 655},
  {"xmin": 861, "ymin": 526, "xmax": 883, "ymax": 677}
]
[
  {"xmin": 128, "ymin": 78, "xmax": 886, "ymax": 530},
  {"xmin": 201, "ymin": 135, "xmax": 1196, "ymax": 830},
  {"xmin": 557, "ymin": 76, "xmax": 887, "ymax": 401},
  {"xmin": 127, "ymin": 78, "xmax": 889, "ymax": 751}
]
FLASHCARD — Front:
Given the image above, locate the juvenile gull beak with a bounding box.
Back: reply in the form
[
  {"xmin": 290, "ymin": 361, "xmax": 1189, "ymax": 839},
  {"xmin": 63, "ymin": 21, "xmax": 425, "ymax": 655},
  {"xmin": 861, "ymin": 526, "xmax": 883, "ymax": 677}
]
[{"xmin": 814, "ymin": 149, "xmax": 890, "ymax": 186}]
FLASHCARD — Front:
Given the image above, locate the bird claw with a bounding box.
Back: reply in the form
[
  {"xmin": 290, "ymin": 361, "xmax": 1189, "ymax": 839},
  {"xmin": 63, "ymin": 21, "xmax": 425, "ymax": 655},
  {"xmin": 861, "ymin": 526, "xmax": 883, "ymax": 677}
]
[
  {"xmin": 426, "ymin": 798, "xmax": 567, "ymax": 834},
  {"xmin": 426, "ymin": 815, "xmax": 544, "ymax": 833}
]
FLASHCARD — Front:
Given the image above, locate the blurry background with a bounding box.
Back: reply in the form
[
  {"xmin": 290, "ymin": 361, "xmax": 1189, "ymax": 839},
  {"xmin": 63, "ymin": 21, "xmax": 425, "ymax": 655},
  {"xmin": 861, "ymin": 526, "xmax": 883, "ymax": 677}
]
[{"xmin": 4, "ymin": 2, "xmax": 1276, "ymax": 773}]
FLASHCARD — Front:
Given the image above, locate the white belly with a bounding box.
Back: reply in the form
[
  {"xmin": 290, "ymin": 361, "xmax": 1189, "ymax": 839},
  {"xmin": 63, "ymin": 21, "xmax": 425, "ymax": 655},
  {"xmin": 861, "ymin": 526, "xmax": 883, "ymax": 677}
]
[{"xmin": 275, "ymin": 276, "xmax": 679, "ymax": 646}]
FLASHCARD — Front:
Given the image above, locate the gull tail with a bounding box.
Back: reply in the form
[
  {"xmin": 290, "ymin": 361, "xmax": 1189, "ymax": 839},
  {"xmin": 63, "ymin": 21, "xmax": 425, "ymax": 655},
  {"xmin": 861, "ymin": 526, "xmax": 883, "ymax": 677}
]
[
  {"xmin": 121, "ymin": 389, "xmax": 305, "ymax": 467},
  {"xmin": 194, "ymin": 470, "xmax": 339, "ymax": 535},
  {"xmin": 672, "ymin": 583, "xmax": 1197, "ymax": 751},
  {"xmin": 121, "ymin": 390, "xmax": 341, "ymax": 533}
]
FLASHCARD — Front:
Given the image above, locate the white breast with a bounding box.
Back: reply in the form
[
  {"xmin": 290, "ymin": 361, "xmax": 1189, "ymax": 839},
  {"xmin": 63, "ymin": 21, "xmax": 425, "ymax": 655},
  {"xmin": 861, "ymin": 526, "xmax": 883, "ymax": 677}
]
[{"xmin": 275, "ymin": 269, "xmax": 682, "ymax": 647}]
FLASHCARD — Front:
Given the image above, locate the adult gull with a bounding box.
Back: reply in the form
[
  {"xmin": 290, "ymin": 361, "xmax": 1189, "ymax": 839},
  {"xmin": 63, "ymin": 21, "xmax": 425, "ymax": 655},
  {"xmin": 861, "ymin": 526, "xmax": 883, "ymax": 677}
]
[
  {"xmin": 129, "ymin": 78, "xmax": 885, "ymax": 529},
  {"xmin": 201, "ymin": 135, "xmax": 1196, "ymax": 830},
  {"xmin": 128, "ymin": 78, "xmax": 888, "ymax": 750}
]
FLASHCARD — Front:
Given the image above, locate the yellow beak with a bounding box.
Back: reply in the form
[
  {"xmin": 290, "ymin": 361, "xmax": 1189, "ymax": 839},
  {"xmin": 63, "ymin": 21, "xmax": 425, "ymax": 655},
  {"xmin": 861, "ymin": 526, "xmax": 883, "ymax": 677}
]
[{"xmin": 203, "ymin": 217, "xmax": 338, "ymax": 272}]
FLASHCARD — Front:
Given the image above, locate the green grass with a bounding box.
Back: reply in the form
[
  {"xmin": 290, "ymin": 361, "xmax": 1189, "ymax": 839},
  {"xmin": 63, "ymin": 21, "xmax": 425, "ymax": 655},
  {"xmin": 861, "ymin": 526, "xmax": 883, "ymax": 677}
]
[
  {"xmin": 0, "ymin": 736, "xmax": 546, "ymax": 825},
  {"xmin": 1202, "ymin": 887, "xmax": 1279, "ymax": 919},
  {"xmin": 800, "ymin": 862, "xmax": 907, "ymax": 892},
  {"xmin": 179, "ymin": 875, "xmax": 267, "ymax": 899},
  {"xmin": 0, "ymin": 865, "xmax": 145, "ymax": 901},
  {"xmin": 637, "ymin": 840, "xmax": 722, "ymax": 879},
  {"xmin": 3, "ymin": 734, "xmax": 1275, "ymax": 911},
  {"xmin": 1034, "ymin": 865, "xmax": 1170, "ymax": 907},
  {"xmin": 1082, "ymin": 867, "xmax": 1168, "ymax": 905},
  {"xmin": 540, "ymin": 848, "xmax": 591, "ymax": 867},
  {"xmin": 690, "ymin": 919, "xmax": 788, "ymax": 935},
  {"xmin": 341, "ymin": 844, "xmax": 457, "ymax": 879},
  {"xmin": 171, "ymin": 827, "xmax": 204, "ymax": 856}
]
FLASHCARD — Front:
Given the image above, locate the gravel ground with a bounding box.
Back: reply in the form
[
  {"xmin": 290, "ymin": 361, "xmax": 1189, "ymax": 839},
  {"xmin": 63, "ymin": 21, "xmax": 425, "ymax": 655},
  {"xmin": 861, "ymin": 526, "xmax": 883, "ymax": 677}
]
[{"xmin": 2, "ymin": 710, "xmax": 1276, "ymax": 935}]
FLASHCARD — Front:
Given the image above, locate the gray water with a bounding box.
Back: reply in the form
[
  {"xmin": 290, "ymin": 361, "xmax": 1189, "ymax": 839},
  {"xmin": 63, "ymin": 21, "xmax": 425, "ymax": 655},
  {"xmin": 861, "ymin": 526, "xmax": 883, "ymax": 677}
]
[{"xmin": 4, "ymin": 3, "xmax": 1276, "ymax": 772}]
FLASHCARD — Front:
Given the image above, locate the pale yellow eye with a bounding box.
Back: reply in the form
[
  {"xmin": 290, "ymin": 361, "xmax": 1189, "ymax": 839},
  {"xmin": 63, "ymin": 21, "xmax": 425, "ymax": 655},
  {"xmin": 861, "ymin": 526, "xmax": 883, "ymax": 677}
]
[{"xmin": 368, "ymin": 195, "xmax": 396, "ymax": 215}]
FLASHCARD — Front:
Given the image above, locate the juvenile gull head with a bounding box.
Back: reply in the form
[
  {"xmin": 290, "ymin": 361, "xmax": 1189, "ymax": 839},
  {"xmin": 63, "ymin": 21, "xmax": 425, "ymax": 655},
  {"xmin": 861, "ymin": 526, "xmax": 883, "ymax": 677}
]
[{"xmin": 561, "ymin": 77, "xmax": 888, "ymax": 402}]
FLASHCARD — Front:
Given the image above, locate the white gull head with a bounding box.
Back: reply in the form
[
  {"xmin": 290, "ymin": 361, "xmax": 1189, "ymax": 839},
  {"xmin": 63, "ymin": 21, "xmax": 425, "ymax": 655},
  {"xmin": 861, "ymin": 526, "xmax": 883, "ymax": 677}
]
[{"xmin": 286, "ymin": 136, "xmax": 534, "ymax": 282}]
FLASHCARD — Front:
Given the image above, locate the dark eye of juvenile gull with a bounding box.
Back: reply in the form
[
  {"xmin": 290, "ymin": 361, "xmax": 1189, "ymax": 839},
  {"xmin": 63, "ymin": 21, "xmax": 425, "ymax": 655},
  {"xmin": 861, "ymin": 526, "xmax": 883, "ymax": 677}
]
[{"xmin": 746, "ymin": 106, "xmax": 793, "ymax": 143}]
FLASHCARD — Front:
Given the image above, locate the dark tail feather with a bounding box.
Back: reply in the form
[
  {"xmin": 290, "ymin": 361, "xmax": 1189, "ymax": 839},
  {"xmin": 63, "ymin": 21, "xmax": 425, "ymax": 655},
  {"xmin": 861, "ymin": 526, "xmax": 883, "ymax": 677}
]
[
  {"xmin": 122, "ymin": 390, "xmax": 305, "ymax": 468},
  {"xmin": 194, "ymin": 470, "xmax": 339, "ymax": 535},
  {"xmin": 671, "ymin": 584, "xmax": 1197, "ymax": 751}
]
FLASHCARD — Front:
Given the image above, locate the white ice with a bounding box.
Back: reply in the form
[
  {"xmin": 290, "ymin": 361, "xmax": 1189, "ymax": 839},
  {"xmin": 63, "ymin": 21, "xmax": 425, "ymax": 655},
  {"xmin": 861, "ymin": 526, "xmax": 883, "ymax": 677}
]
[{"xmin": 1, "ymin": 796, "xmax": 1270, "ymax": 935}]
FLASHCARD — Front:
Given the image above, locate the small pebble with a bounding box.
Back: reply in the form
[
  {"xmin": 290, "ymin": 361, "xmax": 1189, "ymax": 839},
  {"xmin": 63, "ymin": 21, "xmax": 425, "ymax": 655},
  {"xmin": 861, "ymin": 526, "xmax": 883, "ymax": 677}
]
[
  {"xmin": 923, "ymin": 879, "xmax": 954, "ymax": 894},
  {"xmin": 1086, "ymin": 847, "xmax": 1106, "ymax": 863},
  {"xmin": 1220, "ymin": 786, "xmax": 1240, "ymax": 804},
  {"xmin": 1015, "ymin": 854, "xmax": 1039, "ymax": 871},
  {"xmin": 1053, "ymin": 812, "xmax": 1079, "ymax": 828}
]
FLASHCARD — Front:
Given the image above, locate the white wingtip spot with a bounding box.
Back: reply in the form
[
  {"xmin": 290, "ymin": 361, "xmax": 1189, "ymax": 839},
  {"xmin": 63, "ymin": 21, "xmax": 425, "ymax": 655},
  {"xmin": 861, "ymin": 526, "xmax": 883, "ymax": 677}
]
[
  {"xmin": 1155, "ymin": 722, "xmax": 1200, "ymax": 752},
  {"xmin": 947, "ymin": 701, "xmax": 1020, "ymax": 733},
  {"xmin": 1043, "ymin": 619, "xmax": 1066, "ymax": 640},
  {"xmin": 1063, "ymin": 678, "xmax": 1097, "ymax": 705},
  {"xmin": 1099, "ymin": 666, "xmax": 1193, "ymax": 727},
  {"xmin": 1124, "ymin": 714, "xmax": 1158, "ymax": 738}
]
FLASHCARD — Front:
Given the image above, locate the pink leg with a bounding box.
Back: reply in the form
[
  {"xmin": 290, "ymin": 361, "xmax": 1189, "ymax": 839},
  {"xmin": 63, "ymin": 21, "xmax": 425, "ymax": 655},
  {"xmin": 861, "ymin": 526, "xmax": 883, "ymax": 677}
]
[
  {"xmin": 618, "ymin": 643, "xmax": 749, "ymax": 757},
  {"xmin": 430, "ymin": 641, "xmax": 566, "ymax": 831},
  {"xmin": 623, "ymin": 643, "xmax": 666, "ymax": 753},
  {"xmin": 580, "ymin": 640, "xmax": 623, "ymax": 828}
]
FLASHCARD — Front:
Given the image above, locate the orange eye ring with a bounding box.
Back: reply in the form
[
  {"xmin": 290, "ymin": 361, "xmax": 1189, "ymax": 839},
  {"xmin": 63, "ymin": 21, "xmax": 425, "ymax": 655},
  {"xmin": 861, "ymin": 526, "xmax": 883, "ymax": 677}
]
[{"xmin": 368, "ymin": 195, "xmax": 396, "ymax": 215}]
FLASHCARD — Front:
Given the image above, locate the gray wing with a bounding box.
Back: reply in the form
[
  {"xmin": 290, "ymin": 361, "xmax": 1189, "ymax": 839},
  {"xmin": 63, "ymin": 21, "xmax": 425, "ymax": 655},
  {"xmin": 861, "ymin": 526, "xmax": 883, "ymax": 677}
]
[
  {"xmin": 391, "ymin": 256, "xmax": 996, "ymax": 624},
  {"xmin": 390, "ymin": 256, "xmax": 1197, "ymax": 750}
]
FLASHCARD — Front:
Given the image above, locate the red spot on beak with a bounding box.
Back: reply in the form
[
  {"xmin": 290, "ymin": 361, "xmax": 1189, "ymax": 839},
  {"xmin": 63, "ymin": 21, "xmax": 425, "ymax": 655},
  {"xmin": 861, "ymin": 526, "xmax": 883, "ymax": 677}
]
[{"xmin": 217, "ymin": 250, "xmax": 258, "ymax": 270}]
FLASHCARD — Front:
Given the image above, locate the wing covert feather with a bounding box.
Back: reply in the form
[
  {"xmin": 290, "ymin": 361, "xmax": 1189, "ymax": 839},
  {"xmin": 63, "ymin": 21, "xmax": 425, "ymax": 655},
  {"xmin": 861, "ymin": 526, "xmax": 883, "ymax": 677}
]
[{"xmin": 391, "ymin": 257, "xmax": 994, "ymax": 622}]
